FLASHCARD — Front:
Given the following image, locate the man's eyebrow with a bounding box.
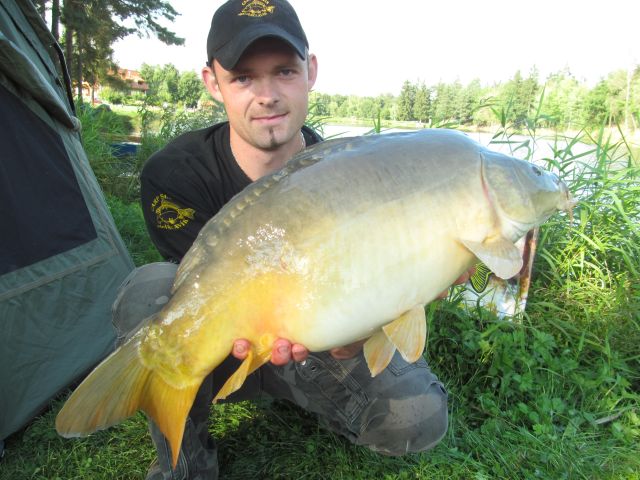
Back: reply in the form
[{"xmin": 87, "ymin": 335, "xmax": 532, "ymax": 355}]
[
  {"xmin": 227, "ymin": 61, "xmax": 300, "ymax": 76},
  {"xmin": 273, "ymin": 62, "xmax": 300, "ymax": 69},
  {"xmin": 227, "ymin": 66, "xmax": 253, "ymax": 75}
]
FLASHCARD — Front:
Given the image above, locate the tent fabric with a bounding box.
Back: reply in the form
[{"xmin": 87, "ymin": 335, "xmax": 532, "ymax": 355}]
[
  {"xmin": 0, "ymin": 0, "xmax": 134, "ymax": 444},
  {"xmin": 0, "ymin": 82, "xmax": 97, "ymax": 275}
]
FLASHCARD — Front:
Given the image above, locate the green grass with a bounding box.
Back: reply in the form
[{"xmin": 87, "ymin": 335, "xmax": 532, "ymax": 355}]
[
  {"xmin": 106, "ymin": 195, "xmax": 162, "ymax": 266},
  {"xmin": 1, "ymin": 114, "xmax": 638, "ymax": 479}
]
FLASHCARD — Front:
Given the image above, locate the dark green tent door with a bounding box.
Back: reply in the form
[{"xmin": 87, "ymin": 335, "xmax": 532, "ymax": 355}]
[{"xmin": 0, "ymin": 0, "xmax": 134, "ymax": 449}]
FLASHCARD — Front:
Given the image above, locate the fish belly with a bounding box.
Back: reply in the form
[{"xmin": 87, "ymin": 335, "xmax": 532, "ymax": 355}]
[{"xmin": 283, "ymin": 200, "xmax": 477, "ymax": 351}]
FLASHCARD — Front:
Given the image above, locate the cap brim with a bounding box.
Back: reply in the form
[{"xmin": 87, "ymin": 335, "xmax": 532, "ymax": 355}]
[{"xmin": 214, "ymin": 24, "xmax": 307, "ymax": 70}]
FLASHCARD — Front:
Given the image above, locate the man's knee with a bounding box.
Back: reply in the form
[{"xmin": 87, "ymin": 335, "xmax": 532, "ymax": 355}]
[
  {"xmin": 355, "ymin": 360, "xmax": 449, "ymax": 456},
  {"xmin": 358, "ymin": 380, "xmax": 448, "ymax": 455},
  {"xmin": 112, "ymin": 262, "xmax": 177, "ymax": 345}
]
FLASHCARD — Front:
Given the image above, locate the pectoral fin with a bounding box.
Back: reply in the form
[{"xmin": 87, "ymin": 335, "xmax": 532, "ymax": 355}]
[
  {"xmin": 247, "ymin": 348, "xmax": 272, "ymax": 376},
  {"xmin": 213, "ymin": 348, "xmax": 270, "ymax": 402},
  {"xmin": 363, "ymin": 330, "xmax": 397, "ymax": 377},
  {"xmin": 461, "ymin": 237, "xmax": 523, "ymax": 279},
  {"xmin": 363, "ymin": 305, "xmax": 427, "ymax": 377},
  {"xmin": 382, "ymin": 305, "xmax": 426, "ymax": 363}
]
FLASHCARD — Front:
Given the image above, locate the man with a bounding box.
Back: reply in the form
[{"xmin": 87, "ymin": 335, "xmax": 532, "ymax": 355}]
[{"xmin": 114, "ymin": 1, "xmax": 458, "ymax": 478}]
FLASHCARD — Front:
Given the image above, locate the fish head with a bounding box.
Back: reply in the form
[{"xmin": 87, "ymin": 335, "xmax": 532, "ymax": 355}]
[{"xmin": 482, "ymin": 150, "xmax": 574, "ymax": 239}]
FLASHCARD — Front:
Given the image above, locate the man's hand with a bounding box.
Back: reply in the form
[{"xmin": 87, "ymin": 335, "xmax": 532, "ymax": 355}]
[
  {"xmin": 232, "ymin": 338, "xmax": 308, "ymax": 365},
  {"xmin": 232, "ymin": 337, "xmax": 364, "ymax": 363}
]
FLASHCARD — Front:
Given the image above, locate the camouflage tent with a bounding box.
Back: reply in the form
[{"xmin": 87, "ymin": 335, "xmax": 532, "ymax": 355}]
[{"xmin": 0, "ymin": 0, "xmax": 134, "ymax": 455}]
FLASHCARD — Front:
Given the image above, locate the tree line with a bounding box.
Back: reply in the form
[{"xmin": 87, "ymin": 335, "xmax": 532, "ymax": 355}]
[
  {"xmin": 104, "ymin": 64, "xmax": 640, "ymax": 132},
  {"xmin": 311, "ymin": 67, "xmax": 640, "ymax": 131}
]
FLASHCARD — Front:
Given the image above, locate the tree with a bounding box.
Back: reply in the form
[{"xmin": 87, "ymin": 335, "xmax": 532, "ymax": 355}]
[
  {"xmin": 580, "ymin": 80, "xmax": 611, "ymax": 127},
  {"xmin": 51, "ymin": 0, "xmax": 61, "ymax": 40},
  {"xmin": 539, "ymin": 69, "xmax": 585, "ymax": 129},
  {"xmin": 499, "ymin": 68, "xmax": 540, "ymax": 128},
  {"xmin": 140, "ymin": 63, "xmax": 178, "ymax": 105},
  {"xmin": 397, "ymin": 81, "xmax": 416, "ymax": 121},
  {"xmin": 309, "ymin": 92, "xmax": 331, "ymax": 117},
  {"xmin": 577, "ymin": 68, "xmax": 640, "ymax": 129},
  {"xmin": 605, "ymin": 69, "xmax": 631, "ymax": 127},
  {"xmin": 459, "ymin": 79, "xmax": 485, "ymax": 125},
  {"xmin": 376, "ymin": 93, "xmax": 395, "ymax": 120},
  {"xmin": 177, "ymin": 71, "xmax": 205, "ymax": 108},
  {"xmin": 48, "ymin": 0, "xmax": 184, "ymax": 103},
  {"xmin": 157, "ymin": 64, "xmax": 180, "ymax": 104},
  {"xmin": 431, "ymin": 82, "xmax": 458, "ymax": 125},
  {"xmin": 448, "ymin": 80, "xmax": 465, "ymax": 123},
  {"xmin": 356, "ymin": 97, "xmax": 378, "ymax": 120},
  {"xmin": 329, "ymin": 94, "xmax": 347, "ymax": 117},
  {"xmin": 413, "ymin": 83, "xmax": 431, "ymax": 124},
  {"xmin": 136, "ymin": 64, "xmax": 207, "ymax": 107}
]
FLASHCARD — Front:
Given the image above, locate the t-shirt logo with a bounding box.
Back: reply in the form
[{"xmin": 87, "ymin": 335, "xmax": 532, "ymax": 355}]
[
  {"xmin": 151, "ymin": 194, "xmax": 195, "ymax": 230},
  {"xmin": 239, "ymin": 0, "xmax": 275, "ymax": 17}
]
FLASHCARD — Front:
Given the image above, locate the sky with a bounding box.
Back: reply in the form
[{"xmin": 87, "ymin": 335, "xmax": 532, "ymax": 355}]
[{"xmin": 112, "ymin": 0, "xmax": 640, "ymax": 97}]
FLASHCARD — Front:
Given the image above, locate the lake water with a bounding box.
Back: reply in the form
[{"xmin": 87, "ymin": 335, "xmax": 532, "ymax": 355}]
[{"xmin": 321, "ymin": 124, "xmax": 597, "ymax": 171}]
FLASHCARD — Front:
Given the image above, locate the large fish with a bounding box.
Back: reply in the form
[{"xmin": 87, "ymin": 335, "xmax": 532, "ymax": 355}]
[{"xmin": 56, "ymin": 129, "xmax": 573, "ymax": 465}]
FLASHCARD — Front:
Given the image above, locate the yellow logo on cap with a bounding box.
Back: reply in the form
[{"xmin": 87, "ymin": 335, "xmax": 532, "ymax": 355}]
[
  {"xmin": 239, "ymin": 0, "xmax": 275, "ymax": 17},
  {"xmin": 151, "ymin": 194, "xmax": 195, "ymax": 230}
]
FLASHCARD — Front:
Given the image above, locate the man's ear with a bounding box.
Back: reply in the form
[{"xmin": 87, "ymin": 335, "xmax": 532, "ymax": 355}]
[
  {"xmin": 307, "ymin": 53, "xmax": 318, "ymax": 91},
  {"xmin": 202, "ymin": 65, "xmax": 224, "ymax": 104}
]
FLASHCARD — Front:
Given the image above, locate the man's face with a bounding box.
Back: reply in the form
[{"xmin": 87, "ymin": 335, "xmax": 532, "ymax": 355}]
[{"xmin": 204, "ymin": 38, "xmax": 317, "ymax": 151}]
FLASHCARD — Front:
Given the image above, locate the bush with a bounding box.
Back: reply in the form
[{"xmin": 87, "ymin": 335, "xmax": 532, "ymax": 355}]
[
  {"xmin": 125, "ymin": 91, "xmax": 146, "ymax": 106},
  {"xmin": 99, "ymin": 86, "xmax": 126, "ymax": 105},
  {"xmin": 76, "ymin": 103, "xmax": 139, "ymax": 201}
]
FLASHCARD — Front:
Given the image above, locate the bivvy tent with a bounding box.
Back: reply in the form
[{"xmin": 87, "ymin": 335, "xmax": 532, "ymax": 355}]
[{"xmin": 0, "ymin": 0, "xmax": 134, "ymax": 456}]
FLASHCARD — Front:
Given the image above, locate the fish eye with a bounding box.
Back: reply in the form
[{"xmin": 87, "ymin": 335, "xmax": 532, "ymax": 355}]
[{"xmin": 531, "ymin": 165, "xmax": 542, "ymax": 176}]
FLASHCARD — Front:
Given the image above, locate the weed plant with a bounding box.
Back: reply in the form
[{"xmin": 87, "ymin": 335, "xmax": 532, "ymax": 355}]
[
  {"xmin": 1, "ymin": 108, "xmax": 638, "ymax": 479},
  {"xmin": 106, "ymin": 196, "xmax": 163, "ymax": 266},
  {"xmin": 77, "ymin": 104, "xmax": 144, "ymax": 203},
  {"xmin": 80, "ymin": 101, "xmax": 228, "ymax": 204}
]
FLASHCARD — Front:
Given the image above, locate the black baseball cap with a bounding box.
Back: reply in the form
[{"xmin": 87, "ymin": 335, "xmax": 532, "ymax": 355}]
[{"xmin": 206, "ymin": 0, "xmax": 309, "ymax": 70}]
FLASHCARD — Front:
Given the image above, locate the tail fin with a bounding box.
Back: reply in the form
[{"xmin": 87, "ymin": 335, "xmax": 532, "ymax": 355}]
[{"xmin": 55, "ymin": 322, "xmax": 201, "ymax": 468}]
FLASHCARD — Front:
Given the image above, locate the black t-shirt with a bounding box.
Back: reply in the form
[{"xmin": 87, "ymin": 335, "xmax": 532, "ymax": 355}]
[{"xmin": 140, "ymin": 121, "xmax": 322, "ymax": 262}]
